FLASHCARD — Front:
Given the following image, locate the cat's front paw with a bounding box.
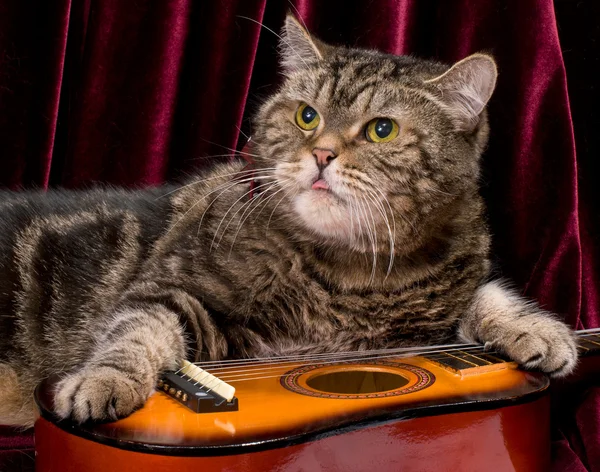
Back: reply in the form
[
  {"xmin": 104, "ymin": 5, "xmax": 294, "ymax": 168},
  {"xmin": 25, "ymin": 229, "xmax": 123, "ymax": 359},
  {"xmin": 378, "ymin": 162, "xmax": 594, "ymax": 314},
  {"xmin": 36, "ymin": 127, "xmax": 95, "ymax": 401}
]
[
  {"xmin": 54, "ymin": 366, "xmax": 149, "ymax": 423},
  {"xmin": 482, "ymin": 317, "xmax": 578, "ymax": 377}
]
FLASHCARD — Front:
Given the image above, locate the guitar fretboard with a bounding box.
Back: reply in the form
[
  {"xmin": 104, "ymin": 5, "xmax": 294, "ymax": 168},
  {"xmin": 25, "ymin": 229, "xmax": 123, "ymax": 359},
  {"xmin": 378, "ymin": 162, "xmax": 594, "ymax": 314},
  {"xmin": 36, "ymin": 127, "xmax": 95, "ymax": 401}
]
[
  {"xmin": 421, "ymin": 349, "xmax": 510, "ymax": 372},
  {"xmin": 576, "ymin": 332, "xmax": 600, "ymax": 356},
  {"xmin": 422, "ymin": 331, "xmax": 600, "ymax": 373}
]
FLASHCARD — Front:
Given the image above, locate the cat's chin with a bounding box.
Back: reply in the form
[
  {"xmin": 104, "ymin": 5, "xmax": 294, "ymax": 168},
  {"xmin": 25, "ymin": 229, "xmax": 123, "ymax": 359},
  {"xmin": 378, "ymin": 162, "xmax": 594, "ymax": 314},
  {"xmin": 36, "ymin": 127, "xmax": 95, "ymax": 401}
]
[{"xmin": 292, "ymin": 190, "xmax": 354, "ymax": 242}]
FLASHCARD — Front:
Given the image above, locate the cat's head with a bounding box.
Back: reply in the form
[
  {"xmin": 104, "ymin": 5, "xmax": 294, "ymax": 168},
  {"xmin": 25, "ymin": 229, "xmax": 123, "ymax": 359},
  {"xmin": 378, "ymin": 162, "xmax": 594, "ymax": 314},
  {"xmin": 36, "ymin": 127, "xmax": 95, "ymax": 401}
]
[{"xmin": 253, "ymin": 15, "xmax": 497, "ymax": 256}]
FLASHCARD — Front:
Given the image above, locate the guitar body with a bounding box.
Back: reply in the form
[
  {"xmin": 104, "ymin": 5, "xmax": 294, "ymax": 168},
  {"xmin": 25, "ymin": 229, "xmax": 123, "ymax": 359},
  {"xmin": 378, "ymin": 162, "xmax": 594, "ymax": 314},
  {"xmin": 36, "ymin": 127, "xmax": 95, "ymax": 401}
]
[{"xmin": 34, "ymin": 354, "xmax": 551, "ymax": 472}]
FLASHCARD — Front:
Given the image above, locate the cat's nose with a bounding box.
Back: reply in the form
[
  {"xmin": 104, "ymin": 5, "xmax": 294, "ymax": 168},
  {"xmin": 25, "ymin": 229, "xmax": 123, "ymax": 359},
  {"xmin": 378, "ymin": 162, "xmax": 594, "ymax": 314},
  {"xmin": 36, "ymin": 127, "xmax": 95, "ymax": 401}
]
[{"xmin": 313, "ymin": 148, "xmax": 337, "ymax": 169}]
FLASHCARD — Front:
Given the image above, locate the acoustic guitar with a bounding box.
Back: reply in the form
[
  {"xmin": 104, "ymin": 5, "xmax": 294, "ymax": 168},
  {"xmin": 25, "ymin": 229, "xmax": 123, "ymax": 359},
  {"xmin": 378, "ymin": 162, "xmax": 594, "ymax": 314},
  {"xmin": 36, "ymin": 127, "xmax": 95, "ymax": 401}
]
[{"xmin": 34, "ymin": 330, "xmax": 600, "ymax": 472}]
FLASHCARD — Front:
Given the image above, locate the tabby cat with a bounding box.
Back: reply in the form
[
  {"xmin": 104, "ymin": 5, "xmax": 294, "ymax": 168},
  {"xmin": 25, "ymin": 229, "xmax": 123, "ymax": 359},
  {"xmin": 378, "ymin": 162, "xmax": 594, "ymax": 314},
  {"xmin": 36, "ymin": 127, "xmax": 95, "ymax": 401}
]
[{"xmin": 0, "ymin": 16, "xmax": 577, "ymax": 427}]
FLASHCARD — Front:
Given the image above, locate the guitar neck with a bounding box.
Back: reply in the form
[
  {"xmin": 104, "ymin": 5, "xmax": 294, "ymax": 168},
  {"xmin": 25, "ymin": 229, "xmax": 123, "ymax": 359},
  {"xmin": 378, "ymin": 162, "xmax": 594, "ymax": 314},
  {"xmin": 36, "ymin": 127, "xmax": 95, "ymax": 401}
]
[
  {"xmin": 420, "ymin": 329, "xmax": 600, "ymax": 376},
  {"xmin": 575, "ymin": 330, "xmax": 600, "ymax": 357}
]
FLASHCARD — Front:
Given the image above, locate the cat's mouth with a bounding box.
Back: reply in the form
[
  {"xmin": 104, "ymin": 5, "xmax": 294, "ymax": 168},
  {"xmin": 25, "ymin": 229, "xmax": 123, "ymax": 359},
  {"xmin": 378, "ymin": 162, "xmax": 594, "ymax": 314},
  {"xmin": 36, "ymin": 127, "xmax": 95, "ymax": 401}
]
[{"xmin": 311, "ymin": 178, "xmax": 330, "ymax": 191}]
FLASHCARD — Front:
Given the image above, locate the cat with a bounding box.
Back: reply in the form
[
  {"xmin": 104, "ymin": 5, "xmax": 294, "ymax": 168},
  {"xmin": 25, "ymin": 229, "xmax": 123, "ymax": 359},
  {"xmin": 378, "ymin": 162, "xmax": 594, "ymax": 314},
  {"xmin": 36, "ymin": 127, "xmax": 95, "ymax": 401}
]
[{"xmin": 0, "ymin": 15, "xmax": 577, "ymax": 427}]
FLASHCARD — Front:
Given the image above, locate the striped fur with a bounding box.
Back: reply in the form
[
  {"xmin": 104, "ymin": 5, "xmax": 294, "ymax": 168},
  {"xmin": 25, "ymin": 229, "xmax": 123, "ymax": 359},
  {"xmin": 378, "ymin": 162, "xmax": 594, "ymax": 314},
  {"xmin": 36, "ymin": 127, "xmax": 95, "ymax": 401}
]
[{"xmin": 0, "ymin": 16, "xmax": 576, "ymax": 426}]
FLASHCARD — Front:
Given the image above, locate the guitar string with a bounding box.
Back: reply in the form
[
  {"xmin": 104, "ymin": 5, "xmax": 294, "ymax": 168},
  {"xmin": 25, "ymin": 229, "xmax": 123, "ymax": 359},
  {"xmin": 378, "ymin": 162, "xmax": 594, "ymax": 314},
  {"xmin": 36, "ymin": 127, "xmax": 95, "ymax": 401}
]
[
  {"xmin": 218, "ymin": 349, "xmax": 506, "ymax": 385},
  {"xmin": 183, "ymin": 341, "xmax": 478, "ymax": 372},
  {"xmin": 186, "ymin": 342, "xmax": 479, "ymax": 371},
  {"xmin": 188, "ymin": 345, "xmax": 502, "ymax": 394},
  {"xmin": 201, "ymin": 345, "xmax": 496, "ymax": 377},
  {"xmin": 211, "ymin": 330, "xmax": 600, "ymax": 381},
  {"xmin": 176, "ymin": 342, "xmax": 481, "ymax": 391},
  {"xmin": 212, "ymin": 331, "xmax": 600, "ymax": 385},
  {"xmin": 179, "ymin": 344, "xmax": 486, "ymax": 392},
  {"xmin": 189, "ymin": 346, "xmax": 504, "ymax": 392},
  {"xmin": 187, "ymin": 328, "xmax": 600, "ymax": 372},
  {"xmin": 177, "ymin": 329, "xmax": 600, "ymax": 390}
]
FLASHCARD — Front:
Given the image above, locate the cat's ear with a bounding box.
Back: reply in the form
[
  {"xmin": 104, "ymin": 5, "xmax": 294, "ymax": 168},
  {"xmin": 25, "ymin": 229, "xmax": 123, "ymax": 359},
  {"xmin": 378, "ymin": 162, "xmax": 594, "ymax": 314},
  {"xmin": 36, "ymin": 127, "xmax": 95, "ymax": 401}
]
[
  {"xmin": 425, "ymin": 54, "xmax": 497, "ymax": 132},
  {"xmin": 280, "ymin": 14, "xmax": 326, "ymax": 72}
]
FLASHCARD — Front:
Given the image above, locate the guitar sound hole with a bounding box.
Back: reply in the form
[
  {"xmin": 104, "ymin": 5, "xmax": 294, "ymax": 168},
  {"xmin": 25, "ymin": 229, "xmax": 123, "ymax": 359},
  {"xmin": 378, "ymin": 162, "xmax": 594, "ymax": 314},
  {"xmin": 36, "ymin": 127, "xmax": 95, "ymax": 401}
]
[{"xmin": 305, "ymin": 370, "xmax": 409, "ymax": 394}]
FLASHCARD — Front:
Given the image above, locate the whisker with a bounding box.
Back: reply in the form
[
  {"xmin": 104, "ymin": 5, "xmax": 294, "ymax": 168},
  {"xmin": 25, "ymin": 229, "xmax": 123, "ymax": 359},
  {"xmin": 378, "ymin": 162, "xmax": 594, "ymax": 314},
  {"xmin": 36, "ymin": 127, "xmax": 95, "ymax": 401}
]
[
  {"xmin": 237, "ymin": 15, "xmax": 310, "ymax": 69},
  {"xmin": 249, "ymin": 179, "xmax": 295, "ymax": 223},
  {"xmin": 348, "ymin": 192, "xmax": 356, "ymax": 242},
  {"xmin": 235, "ymin": 125, "xmax": 251, "ymax": 142},
  {"xmin": 353, "ymin": 192, "xmax": 376, "ymax": 282},
  {"xmin": 196, "ymin": 177, "xmax": 273, "ymax": 237},
  {"xmin": 198, "ymin": 136, "xmax": 263, "ymax": 159},
  {"xmin": 185, "ymin": 153, "xmax": 252, "ymax": 162},
  {"xmin": 361, "ymin": 194, "xmax": 378, "ymax": 283},
  {"xmin": 286, "ymin": 0, "xmax": 311, "ymax": 34},
  {"xmin": 429, "ymin": 187, "xmax": 458, "ymax": 197},
  {"xmin": 266, "ymin": 184, "xmax": 297, "ymax": 230},
  {"xmin": 374, "ymin": 187, "xmax": 396, "ymax": 254},
  {"xmin": 163, "ymin": 186, "xmax": 234, "ymax": 238},
  {"xmin": 348, "ymin": 188, "xmax": 369, "ymax": 265},
  {"xmin": 366, "ymin": 189, "xmax": 394, "ymax": 276},
  {"xmin": 154, "ymin": 168, "xmax": 278, "ymax": 200},
  {"xmin": 228, "ymin": 181, "xmax": 292, "ymax": 255},
  {"xmin": 222, "ymin": 183, "xmax": 282, "ymax": 258},
  {"xmin": 168, "ymin": 174, "xmax": 275, "ymax": 239},
  {"xmin": 211, "ymin": 179, "xmax": 281, "ymax": 251}
]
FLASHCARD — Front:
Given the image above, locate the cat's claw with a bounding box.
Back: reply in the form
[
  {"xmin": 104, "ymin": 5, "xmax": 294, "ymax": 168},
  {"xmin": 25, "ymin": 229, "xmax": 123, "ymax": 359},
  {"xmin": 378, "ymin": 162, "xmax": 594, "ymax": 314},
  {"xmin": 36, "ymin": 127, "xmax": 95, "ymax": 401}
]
[{"xmin": 54, "ymin": 366, "xmax": 148, "ymax": 423}]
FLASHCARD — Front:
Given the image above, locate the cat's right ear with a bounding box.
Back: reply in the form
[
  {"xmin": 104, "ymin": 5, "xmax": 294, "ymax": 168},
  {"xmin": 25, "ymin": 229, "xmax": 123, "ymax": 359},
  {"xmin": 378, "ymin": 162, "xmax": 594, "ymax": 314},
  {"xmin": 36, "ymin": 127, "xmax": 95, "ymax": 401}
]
[
  {"xmin": 425, "ymin": 54, "xmax": 498, "ymax": 132},
  {"xmin": 280, "ymin": 15, "xmax": 327, "ymax": 73}
]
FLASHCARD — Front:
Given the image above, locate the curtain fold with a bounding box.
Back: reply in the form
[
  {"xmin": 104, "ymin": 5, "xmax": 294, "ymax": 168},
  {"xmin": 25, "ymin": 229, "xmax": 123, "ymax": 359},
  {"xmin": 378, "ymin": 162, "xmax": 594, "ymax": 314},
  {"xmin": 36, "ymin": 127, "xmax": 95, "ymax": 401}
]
[
  {"xmin": 0, "ymin": 0, "xmax": 71, "ymax": 188},
  {"xmin": 0, "ymin": 0, "xmax": 597, "ymax": 469},
  {"xmin": 48, "ymin": 0, "xmax": 268, "ymax": 187}
]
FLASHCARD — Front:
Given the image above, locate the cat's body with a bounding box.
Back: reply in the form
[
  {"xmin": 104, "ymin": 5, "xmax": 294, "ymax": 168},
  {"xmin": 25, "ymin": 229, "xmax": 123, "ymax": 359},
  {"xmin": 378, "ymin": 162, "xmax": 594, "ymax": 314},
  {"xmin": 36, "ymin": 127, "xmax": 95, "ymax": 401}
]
[{"xmin": 0, "ymin": 16, "xmax": 577, "ymax": 427}]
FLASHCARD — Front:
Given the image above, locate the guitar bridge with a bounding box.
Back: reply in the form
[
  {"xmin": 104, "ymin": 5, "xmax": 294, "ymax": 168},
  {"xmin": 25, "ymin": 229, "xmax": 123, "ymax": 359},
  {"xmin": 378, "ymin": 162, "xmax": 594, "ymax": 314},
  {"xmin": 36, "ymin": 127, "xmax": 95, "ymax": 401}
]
[{"xmin": 158, "ymin": 361, "xmax": 239, "ymax": 413}]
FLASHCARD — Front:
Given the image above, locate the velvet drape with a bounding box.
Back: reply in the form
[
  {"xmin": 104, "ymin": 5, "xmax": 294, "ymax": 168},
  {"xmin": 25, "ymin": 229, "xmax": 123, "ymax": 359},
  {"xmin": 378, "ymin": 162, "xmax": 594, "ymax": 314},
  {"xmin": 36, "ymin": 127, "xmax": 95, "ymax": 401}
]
[{"xmin": 1, "ymin": 0, "xmax": 598, "ymax": 470}]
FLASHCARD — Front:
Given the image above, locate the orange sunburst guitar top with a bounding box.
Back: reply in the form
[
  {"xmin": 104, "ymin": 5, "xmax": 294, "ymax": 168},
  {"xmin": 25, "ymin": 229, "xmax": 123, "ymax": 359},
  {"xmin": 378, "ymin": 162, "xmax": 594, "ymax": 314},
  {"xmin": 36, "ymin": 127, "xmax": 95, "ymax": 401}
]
[{"xmin": 34, "ymin": 331, "xmax": 600, "ymax": 472}]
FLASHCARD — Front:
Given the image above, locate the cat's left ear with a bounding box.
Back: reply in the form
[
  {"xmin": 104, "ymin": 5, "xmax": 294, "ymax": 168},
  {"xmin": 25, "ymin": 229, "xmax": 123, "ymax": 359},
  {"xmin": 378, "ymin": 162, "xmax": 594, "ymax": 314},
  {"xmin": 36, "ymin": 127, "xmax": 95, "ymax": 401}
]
[
  {"xmin": 280, "ymin": 14, "xmax": 327, "ymax": 73},
  {"xmin": 425, "ymin": 54, "xmax": 498, "ymax": 132}
]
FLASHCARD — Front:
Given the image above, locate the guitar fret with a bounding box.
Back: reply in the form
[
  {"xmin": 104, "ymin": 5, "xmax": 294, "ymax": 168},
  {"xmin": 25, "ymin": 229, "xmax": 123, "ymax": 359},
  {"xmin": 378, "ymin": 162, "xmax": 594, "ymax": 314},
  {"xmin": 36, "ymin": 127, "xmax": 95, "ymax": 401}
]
[
  {"xmin": 458, "ymin": 351, "xmax": 493, "ymax": 366},
  {"xmin": 581, "ymin": 337, "xmax": 600, "ymax": 347},
  {"xmin": 577, "ymin": 340, "xmax": 600, "ymax": 357},
  {"xmin": 423, "ymin": 332, "xmax": 600, "ymax": 371},
  {"xmin": 422, "ymin": 352, "xmax": 475, "ymax": 370},
  {"xmin": 472, "ymin": 352, "xmax": 507, "ymax": 363},
  {"xmin": 576, "ymin": 332, "xmax": 600, "ymax": 357},
  {"xmin": 421, "ymin": 349, "xmax": 508, "ymax": 371},
  {"xmin": 445, "ymin": 352, "xmax": 479, "ymax": 367}
]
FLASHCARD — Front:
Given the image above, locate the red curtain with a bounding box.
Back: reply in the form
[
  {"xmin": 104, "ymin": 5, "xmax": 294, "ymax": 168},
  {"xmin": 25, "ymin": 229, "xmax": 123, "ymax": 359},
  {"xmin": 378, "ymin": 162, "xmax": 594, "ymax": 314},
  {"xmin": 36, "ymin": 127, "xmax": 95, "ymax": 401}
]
[{"xmin": 1, "ymin": 0, "xmax": 598, "ymax": 470}]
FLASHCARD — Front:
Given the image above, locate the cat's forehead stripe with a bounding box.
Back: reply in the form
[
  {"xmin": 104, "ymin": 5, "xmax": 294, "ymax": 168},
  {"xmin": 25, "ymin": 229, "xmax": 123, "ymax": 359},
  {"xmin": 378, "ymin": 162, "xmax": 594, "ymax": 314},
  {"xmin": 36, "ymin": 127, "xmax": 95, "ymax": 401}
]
[{"xmin": 308, "ymin": 58, "xmax": 415, "ymax": 114}]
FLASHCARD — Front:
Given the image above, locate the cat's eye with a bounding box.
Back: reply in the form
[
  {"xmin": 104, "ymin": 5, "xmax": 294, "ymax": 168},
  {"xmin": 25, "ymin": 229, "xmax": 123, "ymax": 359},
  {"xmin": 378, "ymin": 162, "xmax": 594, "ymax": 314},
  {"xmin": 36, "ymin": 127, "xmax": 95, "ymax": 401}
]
[
  {"xmin": 365, "ymin": 118, "xmax": 399, "ymax": 143},
  {"xmin": 295, "ymin": 103, "xmax": 320, "ymax": 131}
]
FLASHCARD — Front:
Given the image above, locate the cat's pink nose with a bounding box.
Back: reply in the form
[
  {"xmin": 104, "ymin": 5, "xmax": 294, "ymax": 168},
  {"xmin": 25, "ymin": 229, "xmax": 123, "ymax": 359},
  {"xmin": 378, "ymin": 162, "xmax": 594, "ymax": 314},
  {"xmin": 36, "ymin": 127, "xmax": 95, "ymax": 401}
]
[{"xmin": 313, "ymin": 148, "xmax": 337, "ymax": 169}]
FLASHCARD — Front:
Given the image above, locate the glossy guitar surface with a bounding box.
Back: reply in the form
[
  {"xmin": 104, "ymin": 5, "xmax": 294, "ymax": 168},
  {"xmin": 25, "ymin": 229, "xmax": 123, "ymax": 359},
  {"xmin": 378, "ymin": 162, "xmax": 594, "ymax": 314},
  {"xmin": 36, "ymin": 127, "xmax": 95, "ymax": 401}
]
[{"xmin": 35, "ymin": 352, "xmax": 553, "ymax": 472}]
